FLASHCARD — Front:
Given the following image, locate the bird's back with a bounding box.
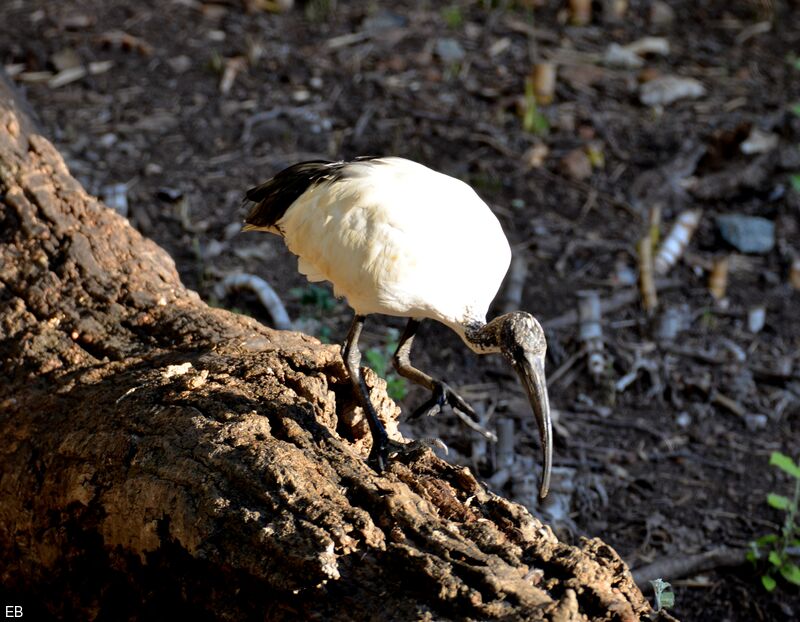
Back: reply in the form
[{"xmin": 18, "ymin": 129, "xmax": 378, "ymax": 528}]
[{"xmin": 244, "ymin": 158, "xmax": 511, "ymax": 330}]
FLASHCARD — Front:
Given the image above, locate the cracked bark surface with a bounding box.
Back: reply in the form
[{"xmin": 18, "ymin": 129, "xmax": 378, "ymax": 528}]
[{"xmin": 0, "ymin": 77, "xmax": 651, "ymax": 621}]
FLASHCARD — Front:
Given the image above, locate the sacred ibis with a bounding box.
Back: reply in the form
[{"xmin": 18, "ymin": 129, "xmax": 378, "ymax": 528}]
[{"xmin": 243, "ymin": 157, "xmax": 553, "ymax": 497}]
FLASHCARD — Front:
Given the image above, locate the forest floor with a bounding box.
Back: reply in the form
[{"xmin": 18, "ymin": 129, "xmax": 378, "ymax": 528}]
[{"xmin": 2, "ymin": 0, "xmax": 799, "ymax": 619}]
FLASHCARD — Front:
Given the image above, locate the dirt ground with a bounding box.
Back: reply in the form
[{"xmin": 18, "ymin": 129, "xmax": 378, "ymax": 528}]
[{"xmin": 2, "ymin": 0, "xmax": 799, "ymax": 619}]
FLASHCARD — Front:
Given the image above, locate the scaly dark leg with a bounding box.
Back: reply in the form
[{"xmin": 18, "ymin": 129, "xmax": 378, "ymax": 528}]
[
  {"xmin": 392, "ymin": 318, "xmax": 479, "ymax": 422},
  {"xmin": 343, "ymin": 314, "xmax": 389, "ymax": 470}
]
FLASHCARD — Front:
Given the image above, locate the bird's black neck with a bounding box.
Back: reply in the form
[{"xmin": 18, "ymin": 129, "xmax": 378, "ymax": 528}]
[{"xmin": 462, "ymin": 317, "xmax": 504, "ymax": 354}]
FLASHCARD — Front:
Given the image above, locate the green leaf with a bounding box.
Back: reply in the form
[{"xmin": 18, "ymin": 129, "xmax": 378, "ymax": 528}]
[
  {"xmin": 768, "ymin": 493, "xmax": 791, "ymax": 510},
  {"xmin": 769, "ymin": 550, "xmax": 783, "ymax": 567},
  {"xmin": 387, "ymin": 377, "xmax": 408, "ymax": 401},
  {"xmin": 770, "ymin": 452, "xmax": 800, "ymax": 478},
  {"xmin": 781, "ymin": 563, "xmax": 800, "ymax": 585},
  {"xmin": 762, "ymin": 575, "xmax": 777, "ymax": 591},
  {"xmin": 755, "ymin": 534, "xmax": 779, "ymax": 546},
  {"xmin": 364, "ymin": 349, "xmax": 387, "ymax": 377},
  {"xmin": 791, "ymin": 174, "xmax": 800, "ymax": 194},
  {"xmin": 791, "ymin": 103, "xmax": 800, "ymax": 117}
]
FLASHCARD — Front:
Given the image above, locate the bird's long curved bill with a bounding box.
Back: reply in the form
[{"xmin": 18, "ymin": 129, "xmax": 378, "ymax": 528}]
[{"xmin": 515, "ymin": 353, "xmax": 552, "ymax": 499}]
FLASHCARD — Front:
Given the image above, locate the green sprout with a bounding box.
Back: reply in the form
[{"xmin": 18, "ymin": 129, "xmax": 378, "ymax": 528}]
[
  {"xmin": 305, "ymin": 0, "xmax": 335, "ymax": 21},
  {"xmin": 364, "ymin": 328, "xmax": 408, "ymax": 402},
  {"xmin": 522, "ymin": 77, "xmax": 549, "ymax": 135},
  {"xmin": 747, "ymin": 452, "xmax": 800, "ymax": 592},
  {"xmin": 442, "ymin": 5, "xmax": 464, "ymax": 29},
  {"xmin": 650, "ymin": 578, "xmax": 675, "ymax": 612},
  {"xmin": 289, "ymin": 285, "xmax": 335, "ymax": 312}
]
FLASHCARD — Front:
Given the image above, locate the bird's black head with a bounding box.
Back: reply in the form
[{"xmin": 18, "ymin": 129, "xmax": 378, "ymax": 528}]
[
  {"xmin": 497, "ymin": 312, "xmax": 547, "ymax": 363},
  {"xmin": 496, "ymin": 312, "xmax": 552, "ymax": 499}
]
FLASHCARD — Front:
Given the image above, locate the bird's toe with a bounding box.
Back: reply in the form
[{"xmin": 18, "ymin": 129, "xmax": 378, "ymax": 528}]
[
  {"xmin": 367, "ymin": 432, "xmax": 390, "ymax": 472},
  {"xmin": 441, "ymin": 382, "xmax": 479, "ymax": 421}
]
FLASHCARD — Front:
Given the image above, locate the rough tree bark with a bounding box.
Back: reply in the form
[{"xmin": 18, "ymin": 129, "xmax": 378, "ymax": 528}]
[{"xmin": 0, "ymin": 76, "xmax": 651, "ymax": 621}]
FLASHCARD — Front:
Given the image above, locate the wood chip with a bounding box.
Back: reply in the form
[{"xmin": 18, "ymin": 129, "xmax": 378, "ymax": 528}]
[
  {"xmin": 88, "ymin": 61, "xmax": 114, "ymax": 75},
  {"xmin": 48, "ymin": 66, "xmax": 87, "ymax": 89},
  {"xmin": 18, "ymin": 71, "xmax": 54, "ymax": 84},
  {"xmin": 4, "ymin": 63, "xmax": 25, "ymax": 78}
]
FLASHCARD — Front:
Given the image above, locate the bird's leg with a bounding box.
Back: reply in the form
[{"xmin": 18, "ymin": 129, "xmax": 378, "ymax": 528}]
[
  {"xmin": 392, "ymin": 318, "xmax": 480, "ymax": 423},
  {"xmin": 342, "ymin": 314, "xmax": 389, "ymax": 471}
]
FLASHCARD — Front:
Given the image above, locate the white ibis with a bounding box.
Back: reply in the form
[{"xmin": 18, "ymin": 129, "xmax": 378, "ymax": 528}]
[{"xmin": 243, "ymin": 157, "xmax": 553, "ymax": 497}]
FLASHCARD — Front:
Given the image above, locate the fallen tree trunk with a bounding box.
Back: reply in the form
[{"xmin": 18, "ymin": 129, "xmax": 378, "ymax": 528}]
[{"xmin": 0, "ymin": 76, "xmax": 651, "ymax": 621}]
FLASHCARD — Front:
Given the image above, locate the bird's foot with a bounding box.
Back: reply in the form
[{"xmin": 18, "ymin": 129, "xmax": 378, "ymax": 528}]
[
  {"xmin": 367, "ymin": 430, "xmax": 390, "ymax": 473},
  {"xmin": 368, "ymin": 436, "xmax": 449, "ymax": 472},
  {"xmin": 393, "ymin": 436, "xmax": 449, "ymax": 456},
  {"xmin": 409, "ymin": 382, "xmax": 497, "ymax": 442},
  {"xmin": 410, "ymin": 381, "xmax": 477, "ymax": 421}
]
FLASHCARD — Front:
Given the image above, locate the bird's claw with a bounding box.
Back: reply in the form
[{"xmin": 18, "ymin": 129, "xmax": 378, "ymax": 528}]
[
  {"xmin": 409, "ymin": 381, "xmax": 478, "ymax": 422},
  {"xmin": 408, "ymin": 382, "xmax": 496, "ymax": 442},
  {"xmin": 367, "ymin": 432, "xmax": 390, "ymax": 472}
]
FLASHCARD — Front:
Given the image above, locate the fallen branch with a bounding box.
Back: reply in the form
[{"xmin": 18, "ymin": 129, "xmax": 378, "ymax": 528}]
[{"xmin": 632, "ymin": 548, "xmax": 749, "ymax": 589}]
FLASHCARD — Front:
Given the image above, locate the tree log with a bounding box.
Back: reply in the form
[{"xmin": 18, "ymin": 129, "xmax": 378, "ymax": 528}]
[{"xmin": 0, "ymin": 77, "xmax": 651, "ymax": 621}]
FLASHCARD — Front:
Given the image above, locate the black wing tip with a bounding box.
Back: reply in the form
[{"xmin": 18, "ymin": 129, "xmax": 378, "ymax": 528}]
[
  {"xmin": 243, "ymin": 160, "xmax": 333, "ymax": 228},
  {"xmin": 243, "ymin": 156, "xmax": 389, "ymax": 228}
]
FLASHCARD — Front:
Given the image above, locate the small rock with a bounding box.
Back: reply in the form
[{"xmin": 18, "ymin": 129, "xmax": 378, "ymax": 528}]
[
  {"xmin": 717, "ymin": 214, "xmax": 775, "ymax": 254},
  {"xmin": 523, "ymin": 143, "xmax": 549, "ymax": 168},
  {"xmin": 560, "ymin": 148, "xmax": 592, "ymax": 181},
  {"xmin": 168, "ymin": 55, "xmax": 192, "ymax": 74},
  {"xmin": 98, "ymin": 133, "xmax": 118, "ymax": 148},
  {"xmin": 603, "ymin": 43, "xmax": 643, "ymax": 68},
  {"xmin": 362, "ymin": 10, "xmax": 407, "ymax": 32},
  {"xmin": 740, "ymin": 127, "xmax": 778, "ymax": 155},
  {"xmin": 101, "ymin": 183, "xmax": 128, "ymax": 217},
  {"xmin": 650, "ymin": 0, "xmax": 675, "ymax": 26},
  {"xmin": 51, "ymin": 48, "xmax": 82, "ymax": 72},
  {"xmin": 744, "ymin": 413, "xmax": 768, "ymax": 431},
  {"xmin": 747, "ymin": 306, "xmax": 766, "ymax": 333},
  {"xmin": 656, "ymin": 305, "xmax": 690, "ymax": 341},
  {"xmin": 292, "ymin": 89, "xmax": 311, "ymax": 103},
  {"xmin": 435, "ymin": 38, "xmax": 466, "ymax": 64},
  {"xmin": 640, "ymin": 76, "xmax": 706, "ymax": 106}
]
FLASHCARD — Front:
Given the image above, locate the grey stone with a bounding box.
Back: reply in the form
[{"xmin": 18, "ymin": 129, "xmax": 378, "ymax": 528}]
[{"xmin": 717, "ymin": 214, "xmax": 775, "ymax": 254}]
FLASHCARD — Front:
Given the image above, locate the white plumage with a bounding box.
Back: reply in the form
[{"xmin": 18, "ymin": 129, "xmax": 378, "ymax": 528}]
[
  {"xmin": 252, "ymin": 158, "xmax": 511, "ymax": 346},
  {"xmin": 244, "ymin": 157, "xmax": 552, "ymax": 497}
]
